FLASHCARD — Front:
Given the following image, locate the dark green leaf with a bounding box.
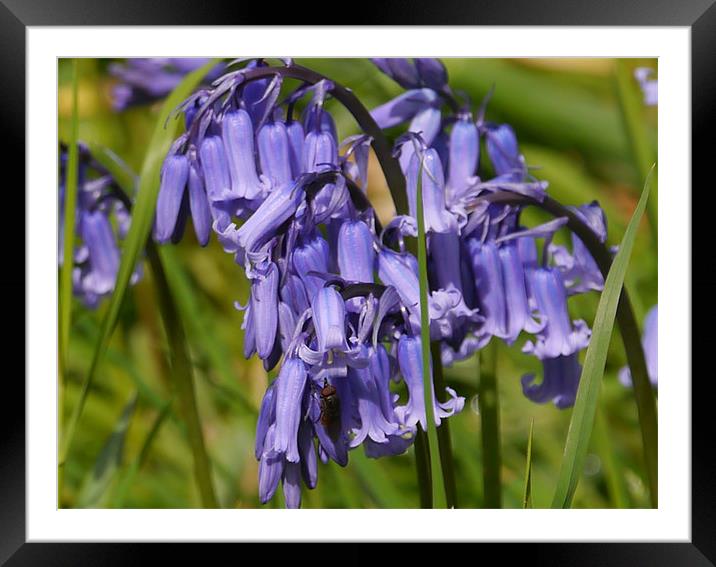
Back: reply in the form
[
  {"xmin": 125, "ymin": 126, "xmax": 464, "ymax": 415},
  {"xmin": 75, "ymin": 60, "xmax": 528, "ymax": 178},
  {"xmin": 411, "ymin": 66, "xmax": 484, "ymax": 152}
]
[{"xmin": 522, "ymin": 419, "xmax": 534, "ymax": 509}]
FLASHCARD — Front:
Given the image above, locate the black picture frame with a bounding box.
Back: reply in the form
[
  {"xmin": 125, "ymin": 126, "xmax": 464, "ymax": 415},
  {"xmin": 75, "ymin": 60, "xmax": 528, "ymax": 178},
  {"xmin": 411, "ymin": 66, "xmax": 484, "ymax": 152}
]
[{"xmin": 9, "ymin": 0, "xmax": 712, "ymax": 562}]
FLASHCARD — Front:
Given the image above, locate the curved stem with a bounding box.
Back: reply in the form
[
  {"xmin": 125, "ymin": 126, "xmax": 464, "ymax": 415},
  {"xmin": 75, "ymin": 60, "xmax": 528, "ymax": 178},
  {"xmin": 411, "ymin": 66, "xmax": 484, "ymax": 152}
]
[
  {"xmin": 235, "ymin": 64, "xmax": 409, "ymax": 216},
  {"xmin": 430, "ymin": 341, "xmax": 458, "ymax": 508},
  {"xmin": 487, "ymin": 191, "xmax": 658, "ymax": 506}
]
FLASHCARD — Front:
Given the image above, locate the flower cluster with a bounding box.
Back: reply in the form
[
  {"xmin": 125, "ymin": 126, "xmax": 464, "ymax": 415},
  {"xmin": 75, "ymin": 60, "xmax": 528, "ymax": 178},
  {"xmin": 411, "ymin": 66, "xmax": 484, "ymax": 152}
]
[
  {"xmin": 58, "ymin": 143, "xmax": 141, "ymax": 307},
  {"xmin": 155, "ymin": 58, "xmax": 611, "ymax": 507},
  {"xmin": 370, "ymin": 59, "xmax": 609, "ymax": 410}
]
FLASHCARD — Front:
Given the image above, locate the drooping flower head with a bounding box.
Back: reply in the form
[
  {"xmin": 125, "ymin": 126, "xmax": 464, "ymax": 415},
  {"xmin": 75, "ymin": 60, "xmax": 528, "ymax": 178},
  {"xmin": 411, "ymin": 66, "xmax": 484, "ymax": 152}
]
[{"xmin": 58, "ymin": 143, "xmax": 142, "ymax": 308}]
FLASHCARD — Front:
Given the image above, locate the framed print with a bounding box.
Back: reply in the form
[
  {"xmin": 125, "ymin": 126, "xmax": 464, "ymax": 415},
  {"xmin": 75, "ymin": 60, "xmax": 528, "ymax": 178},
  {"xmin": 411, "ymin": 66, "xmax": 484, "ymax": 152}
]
[{"xmin": 7, "ymin": 0, "xmax": 713, "ymax": 562}]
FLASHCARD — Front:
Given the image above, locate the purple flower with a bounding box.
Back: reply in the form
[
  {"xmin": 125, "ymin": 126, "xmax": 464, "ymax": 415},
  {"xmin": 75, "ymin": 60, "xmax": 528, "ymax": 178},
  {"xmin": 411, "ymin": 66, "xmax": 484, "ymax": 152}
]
[
  {"xmin": 466, "ymin": 238, "xmax": 542, "ymax": 344},
  {"xmin": 371, "ymin": 89, "xmax": 440, "ymax": 131},
  {"xmin": 371, "ymin": 58, "xmax": 448, "ymax": 91},
  {"xmin": 226, "ymin": 180, "xmax": 305, "ymax": 260},
  {"xmin": 446, "ymin": 115, "xmax": 479, "ymax": 205},
  {"xmin": 522, "ymin": 267, "xmax": 591, "ymax": 359},
  {"xmin": 59, "ymin": 143, "xmax": 142, "ymax": 307},
  {"xmin": 394, "ymin": 335, "xmax": 465, "ymax": 430},
  {"xmin": 222, "ymin": 109, "xmax": 268, "ymax": 201},
  {"xmin": 337, "ymin": 219, "xmax": 376, "ymax": 283},
  {"xmin": 551, "ymin": 202, "xmax": 608, "ymax": 294},
  {"xmin": 485, "ymin": 123, "xmax": 525, "ymax": 179},
  {"xmin": 249, "ymin": 261, "xmax": 280, "ymax": 360},
  {"xmin": 292, "ymin": 233, "xmax": 331, "ymax": 303},
  {"xmin": 521, "ymin": 352, "xmax": 582, "ymax": 409},
  {"xmin": 619, "ymin": 305, "xmax": 658, "ymax": 387},
  {"xmin": 311, "ymin": 286, "xmax": 349, "ymax": 354},
  {"xmin": 257, "ymin": 120, "xmax": 293, "ymax": 189},
  {"xmin": 348, "ymin": 346, "xmax": 401, "ymax": 447}
]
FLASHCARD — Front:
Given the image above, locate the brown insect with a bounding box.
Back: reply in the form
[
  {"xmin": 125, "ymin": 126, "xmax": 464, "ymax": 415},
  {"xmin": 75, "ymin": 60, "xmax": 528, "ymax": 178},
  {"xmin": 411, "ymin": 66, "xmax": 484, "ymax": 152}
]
[{"xmin": 319, "ymin": 378, "xmax": 340, "ymax": 427}]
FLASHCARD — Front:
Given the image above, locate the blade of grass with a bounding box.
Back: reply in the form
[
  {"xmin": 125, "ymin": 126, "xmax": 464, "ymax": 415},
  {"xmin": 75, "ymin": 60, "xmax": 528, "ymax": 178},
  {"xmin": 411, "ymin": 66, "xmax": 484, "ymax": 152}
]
[
  {"xmin": 413, "ymin": 429, "xmax": 432, "ymax": 508},
  {"xmin": 522, "ymin": 419, "xmax": 534, "ymax": 509},
  {"xmin": 59, "ymin": 58, "xmax": 79, "ymax": 380},
  {"xmin": 415, "ymin": 160, "xmax": 448, "ymax": 509},
  {"xmin": 147, "ymin": 243, "xmax": 218, "ymax": 508},
  {"xmin": 59, "ymin": 60, "xmax": 218, "ymax": 467},
  {"xmin": 76, "ymin": 393, "xmax": 137, "ymax": 508},
  {"xmin": 86, "ymin": 142, "xmax": 138, "ymax": 197},
  {"xmin": 58, "ymin": 58, "xmax": 80, "ymax": 505},
  {"xmin": 551, "ymin": 167, "xmax": 653, "ymax": 509},
  {"xmin": 478, "ymin": 341, "xmax": 502, "ymax": 508},
  {"xmin": 614, "ymin": 59, "xmax": 658, "ymax": 238}
]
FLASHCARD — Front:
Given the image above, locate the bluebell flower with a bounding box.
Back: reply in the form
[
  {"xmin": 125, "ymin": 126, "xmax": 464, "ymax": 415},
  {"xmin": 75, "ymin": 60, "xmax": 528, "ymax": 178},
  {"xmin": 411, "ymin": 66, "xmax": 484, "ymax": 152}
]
[
  {"xmin": 371, "ymin": 58, "xmax": 448, "ymax": 92},
  {"xmin": 446, "ymin": 114, "xmax": 480, "ymax": 205},
  {"xmin": 337, "ymin": 219, "xmax": 376, "ymax": 284},
  {"xmin": 521, "ymin": 352, "xmax": 582, "ymax": 409},
  {"xmin": 619, "ymin": 305, "xmax": 658, "ymax": 387},
  {"xmin": 466, "ymin": 238, "xmax": 542, "ymax": 344},
  {"xmin": 156, "ymin": 57, "xmax": 623, "ymax": 506},
  {"xmin": 222, "ymin": 109, "xmax": 268, "ymax": 200},
  {"xmin": 522, "ymin": 267, "xmax": 591, "ymax": 359},
  {"xmin": 485, "ymin": 123, "xmax": 526, "ymax": 179},
  {"xmin": 394, "ymin": 335, "xmax": 465, "ymax": 430},
  {"xmin": 550, "ymin": 201, "xmax": 609, "ymax": 294},
  {"xmin": 59, "ymin": 143, "xmax": 142, "ymax": 307}
]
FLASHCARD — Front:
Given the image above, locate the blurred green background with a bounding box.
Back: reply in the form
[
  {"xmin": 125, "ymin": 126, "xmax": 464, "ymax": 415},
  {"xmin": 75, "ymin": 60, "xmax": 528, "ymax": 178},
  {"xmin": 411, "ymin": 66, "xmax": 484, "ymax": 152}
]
[{"xmin": 58, "ymin": 57, "xmax": 657, "ymax": 509}]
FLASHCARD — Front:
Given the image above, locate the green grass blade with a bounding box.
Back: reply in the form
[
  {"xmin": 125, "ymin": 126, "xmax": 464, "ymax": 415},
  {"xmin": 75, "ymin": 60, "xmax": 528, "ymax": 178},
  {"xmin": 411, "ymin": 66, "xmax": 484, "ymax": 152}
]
[
  {"xmin": 522, "ymin": 419, "xmax": 534, "ymax": 509},
  {"xmin": 551, "ymin": 167, "xmax": 653, "ymax": 509},
  {"xmin": 478, "ymin": 341, "xmax": 502, "ymax": 508},
  {"xmin": 86, "ymin": 142, "xmax": 139, "ymax": 196},
  {"xmin": 415, "ymin": 159, "xmax": 448, "ymax": 509},
  {"xmin": 59, "ymin": 58, "xmax": 80, "ymax": 377},
  {"xmin": 77, "ymin": 393, "xmax": 137, "ymax": 508},
  {"xmin": 59, "ymin": 60, "xmax": 218, "ymax": 466},
  {"xmin": 111, "ymin": 399, "xmax": 173, "ymax": 508},
  {"xmin": 147, "ymin": 243, "xmax": 218, "ymax": 508}
]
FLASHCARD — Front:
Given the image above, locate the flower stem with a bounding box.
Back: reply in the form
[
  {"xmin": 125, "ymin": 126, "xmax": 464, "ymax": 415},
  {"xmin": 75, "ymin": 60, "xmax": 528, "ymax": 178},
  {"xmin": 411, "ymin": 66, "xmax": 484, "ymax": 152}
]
[
  {"xmin": 431, "ymin": 341, "xmax": 458, "ymax": 508},
  {"xmin": 487, "ymin": 191, "xmax": 658, "ymax": 507},
  {"xmin": 478, "ymin": 341, "xmax": 502, "ymax": 508},
  {"xmin": 413, "ymin": 429, "xmax": 432, "ymax": 508}
]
